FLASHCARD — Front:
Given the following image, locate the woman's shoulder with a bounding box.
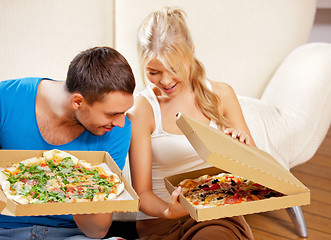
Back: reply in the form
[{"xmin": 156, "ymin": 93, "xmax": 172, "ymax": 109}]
[
  {"xmin": 128, "ymin": 94, "xmax": 153, "ymax": 118},
  {"xmin": 127, "ymin": 92, "xmax": 155, "ymax": 132},
  {"xmin": 208, "ymin": 80, "xmax": 236, "ymax": 99}
]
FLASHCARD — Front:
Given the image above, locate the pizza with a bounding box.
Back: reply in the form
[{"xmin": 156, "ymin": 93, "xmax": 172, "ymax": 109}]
[
  {"xmin": 0, "ymin": 150, "xmax": 125, "ymax": 204},
  {"xmin": 178, "ymin": 173, "xmax": 284, "ymax": 208}
]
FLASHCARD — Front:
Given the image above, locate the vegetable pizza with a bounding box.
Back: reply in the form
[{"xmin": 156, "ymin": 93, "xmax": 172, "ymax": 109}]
[{"xmin": 0, "ymin": 150, "xmax": 124, "ymax": 204}]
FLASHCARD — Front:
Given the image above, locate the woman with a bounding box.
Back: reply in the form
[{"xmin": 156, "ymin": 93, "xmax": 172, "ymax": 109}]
[{"xmin": 128, "ymin": 7, "xmax": 255, "ymax": 240}]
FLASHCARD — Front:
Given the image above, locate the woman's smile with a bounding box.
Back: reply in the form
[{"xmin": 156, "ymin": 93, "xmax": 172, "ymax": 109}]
[{"xmin": 162, "ymin": 82, "xmax": 178, "ymax": 93}]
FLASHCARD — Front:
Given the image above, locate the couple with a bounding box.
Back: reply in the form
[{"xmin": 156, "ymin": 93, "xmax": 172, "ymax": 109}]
[{"xmin": 0, "ymin": 7, "xmax": 254, "ymax": 240}]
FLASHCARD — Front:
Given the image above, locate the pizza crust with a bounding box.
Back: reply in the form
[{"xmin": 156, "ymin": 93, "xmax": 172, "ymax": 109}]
[{"xmin": 43, "ymin": 149, "xmax": 79, "ymax": 164}]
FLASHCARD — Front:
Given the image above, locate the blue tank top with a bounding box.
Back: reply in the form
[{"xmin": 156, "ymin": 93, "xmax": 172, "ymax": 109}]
[{"xmin": 0, "ymin": 77, "xmax": 131, "ymax": 228}]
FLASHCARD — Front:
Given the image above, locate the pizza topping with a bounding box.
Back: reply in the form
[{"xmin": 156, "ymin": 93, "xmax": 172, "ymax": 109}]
[
  {"xmin": 178, "ymin": 173, "xmax": 284, "ymax": 208},
  {"xmin": 230, "ymin": 180, "xmax": 236, "ymax": 186}
]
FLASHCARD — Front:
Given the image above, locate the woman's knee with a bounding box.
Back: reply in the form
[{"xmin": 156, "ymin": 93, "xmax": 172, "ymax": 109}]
[{"xmin": 191, "ymin": 225, "xmax": 240, "ymax": 240}]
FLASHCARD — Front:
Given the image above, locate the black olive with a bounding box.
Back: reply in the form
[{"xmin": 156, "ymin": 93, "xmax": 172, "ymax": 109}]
[
  {"xmin": 212, "ymin": 179, "xmax": 219, "ymax": 184},
  {"xmin": 231, "ymin": 180, "xmax": 236, "ymax": 186},
  {"xmin": 269, "ymin": 191, "xmax": 276, "ymax": 196},
  {"xmin": 217, "ymin": 196, "xmax": 223, "ymax": 200},
  {"xmin": 251, "ymin": 190, "xmax": 259, "ymax": 195},
  {"xmin": 264, "ymin": 193, "xmax": 272, "ymax": 198}
]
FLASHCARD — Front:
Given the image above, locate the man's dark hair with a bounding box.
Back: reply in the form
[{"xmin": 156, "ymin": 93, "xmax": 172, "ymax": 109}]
[{"xmin": 66, "ymin": 47, "xmax": 135, "ymax": 104}]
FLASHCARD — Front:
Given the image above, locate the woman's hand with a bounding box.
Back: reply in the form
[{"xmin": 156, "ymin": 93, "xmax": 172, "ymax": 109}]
[
  {"xmin": 224, "ymin": 128, "xmax": 251, "ymax": 145},
  {"xmin": 163, "ymin": 187, "xmax": 189, "ymax": 219}
]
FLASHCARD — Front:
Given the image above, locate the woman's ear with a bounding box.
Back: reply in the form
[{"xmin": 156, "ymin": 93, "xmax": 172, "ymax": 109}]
[{"xmin": 71, "ymin": 93, "xmax": 84, "ymax": 110}]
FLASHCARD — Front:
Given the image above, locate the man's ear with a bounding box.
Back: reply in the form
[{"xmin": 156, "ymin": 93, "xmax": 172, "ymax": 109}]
[{"xmin": 71, "ymin": 93, "xmax": 84, "ymax": 110}]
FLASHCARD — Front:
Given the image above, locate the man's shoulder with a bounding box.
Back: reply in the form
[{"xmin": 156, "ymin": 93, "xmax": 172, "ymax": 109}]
[
  {"xmin": 1, "ymin": 77, "xmax": 44, "ymax": 90},
  {"xmin": 1, "ymin": 77, "xmax": 43, "ymax": 83},
  {"xmin": 1, "ymin": 78, "xmax": 42, "ymax": 105}
]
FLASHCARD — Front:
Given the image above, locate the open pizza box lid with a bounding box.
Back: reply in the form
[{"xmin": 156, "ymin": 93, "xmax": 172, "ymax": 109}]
[
  {"xmin": 175, "ymin": 113, "xmax": 309, "ymax": 196},
  {"xmin": 0, "ymin": 150, "xmax": 139, "ymax": 216}
]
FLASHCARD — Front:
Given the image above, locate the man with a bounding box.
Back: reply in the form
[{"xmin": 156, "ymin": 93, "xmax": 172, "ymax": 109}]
[{"xmin": 0, "ymin": 47, "xmax": 135, "ymax": 239}]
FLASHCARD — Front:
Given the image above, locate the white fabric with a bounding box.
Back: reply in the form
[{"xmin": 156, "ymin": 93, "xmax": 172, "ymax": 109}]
[{"xmin": 239, "ymin": 43, "xmax": 331, "ymax": 169}]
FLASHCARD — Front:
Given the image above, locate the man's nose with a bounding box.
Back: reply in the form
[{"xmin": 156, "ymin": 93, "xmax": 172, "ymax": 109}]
[{"xmin": 112, "ymin": 114, "xmax": 125, "ymax": 128}]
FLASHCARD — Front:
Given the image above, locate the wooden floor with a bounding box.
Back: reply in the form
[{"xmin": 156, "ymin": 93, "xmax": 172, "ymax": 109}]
[{"xmin": 245, "ymin": 127, "xmax": 331, "ymax": 240}]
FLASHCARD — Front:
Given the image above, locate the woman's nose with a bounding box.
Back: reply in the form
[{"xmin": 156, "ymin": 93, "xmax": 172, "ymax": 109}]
[{"xmin": 160, "ymin": 72, "xmax": 172, "ymax": 86}]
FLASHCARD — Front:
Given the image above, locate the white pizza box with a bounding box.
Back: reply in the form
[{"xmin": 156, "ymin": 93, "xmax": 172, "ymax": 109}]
[
  {"xmin": 164, "ymin": 113, "xmax": 310, "ymax": 222},
  {"xmin": 0, "ymin": 150, "xmax": 139, "ymax": 216}
]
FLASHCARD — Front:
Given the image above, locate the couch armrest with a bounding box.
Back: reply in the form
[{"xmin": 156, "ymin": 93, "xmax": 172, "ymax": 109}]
[{"xmin": 239, "ymin": 43, "xmax": 331, "ymax": 168}]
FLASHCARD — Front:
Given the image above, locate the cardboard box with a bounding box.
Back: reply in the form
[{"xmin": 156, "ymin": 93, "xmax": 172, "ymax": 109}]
[
  {"xmin": 0, "ymin": 150, "xmax": 139, "ymax": 216},
  {"xmin": 164, "ymin": 114, "xmax": 310, "ymax": 221}
]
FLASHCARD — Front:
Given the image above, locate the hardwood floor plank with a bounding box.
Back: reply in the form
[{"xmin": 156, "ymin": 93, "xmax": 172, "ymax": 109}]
[
  {"xmin": 250, "ymin": 228, "xmax": 291, "ymax": 240},
  {"xmin": 301, "ymin": 200, "xmax": 331, "ymax": 219},
  {"xmin": 256, "ymin": 209, "xmax": 292, "ymax": 223},
  {"xmin": 245, "ymin": 213, "xmax": 298, "ymax": 238},
  {"xmin": 247, "ymin": 211, "xmax": 331, "ymax": 240},
  {"xmin": 255, "ymin": 209, "xmax": 292, "ymax": 223},
  {"xmin": 292, "ymin": 161, "xmax": 331, "ymax": 180},
  {"xmin": 308, "ymin": 186, "xmax": 331, "ymax": 205},
  {"xmin": 316, "ymin": 137, "xmax": 331, "ymax": 157},
  {"xmin": 251, "ymin": 208, "xmax": 331, "ymax": 234},
  {"xmin": 303, "ymin": 229, "xmax": 331, "ymax": 240},
  {"xmin": 291, "ymin": 171, "xmax": 331, "ymax": 192},
  {"xmin": 307, "ymin": 154, "xmax": 331, "ymax": 168},
  {"xmin": 303, "ymin": 212, "xmax": 331, "ymax": 234}
]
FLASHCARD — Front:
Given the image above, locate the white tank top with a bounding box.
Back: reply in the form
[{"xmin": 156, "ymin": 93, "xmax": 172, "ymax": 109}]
[{"xmin": 137, "ymin": 83, "xmax": 218, "ymax": 220}]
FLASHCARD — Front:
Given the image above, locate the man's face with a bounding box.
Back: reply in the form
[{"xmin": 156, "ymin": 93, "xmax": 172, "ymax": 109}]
[{"xmin": 74, "ymin": 91, "xmax": 133, "ymax": 136}]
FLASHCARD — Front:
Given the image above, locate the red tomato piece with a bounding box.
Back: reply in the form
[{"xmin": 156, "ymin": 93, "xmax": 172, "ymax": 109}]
[
  {"xmin": 209, "ymin": 183, "xmax": 220, "ymax": 190},
  {"xmin": 67, "ymin": 187, "xmax": 75, "ymax": 193},
  {"xmin": 225, "ymin": 195, "xmax": 243, "ymax": 204}
]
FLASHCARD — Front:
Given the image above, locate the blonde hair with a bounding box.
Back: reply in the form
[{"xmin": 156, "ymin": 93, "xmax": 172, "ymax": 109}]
[{"xmin": 137, "ymin": 7, "xmax": 228, "ymax": 129}]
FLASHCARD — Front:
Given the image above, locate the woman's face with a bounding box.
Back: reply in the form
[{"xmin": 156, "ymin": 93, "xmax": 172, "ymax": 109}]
[{"xmin": 145, "ymin": 58, "xmax": 190, "ymax": 96}]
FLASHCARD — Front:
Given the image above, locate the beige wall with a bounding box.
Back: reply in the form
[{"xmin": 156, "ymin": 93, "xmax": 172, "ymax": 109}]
[
  {"xmin": 1, "ymin": 0, "xmax": 329, "ymax": 95},
  {"xmin": 0, "ymin": 0, "xmax": 114, "ymax": 81}
]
